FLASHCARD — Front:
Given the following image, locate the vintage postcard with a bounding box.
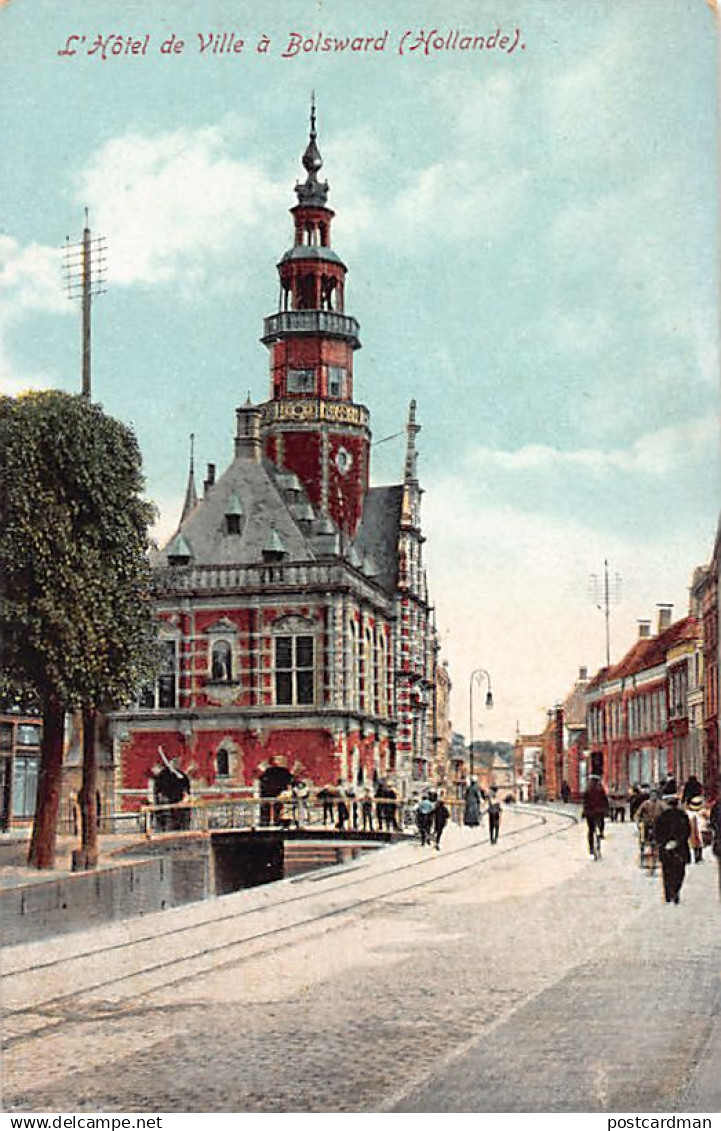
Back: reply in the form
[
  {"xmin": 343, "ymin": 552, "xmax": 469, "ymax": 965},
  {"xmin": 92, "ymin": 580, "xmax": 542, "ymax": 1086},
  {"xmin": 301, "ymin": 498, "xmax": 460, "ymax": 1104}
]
[{"xmin": 1, "ymin": 0, "xmax": 719, "ymax": 1122}]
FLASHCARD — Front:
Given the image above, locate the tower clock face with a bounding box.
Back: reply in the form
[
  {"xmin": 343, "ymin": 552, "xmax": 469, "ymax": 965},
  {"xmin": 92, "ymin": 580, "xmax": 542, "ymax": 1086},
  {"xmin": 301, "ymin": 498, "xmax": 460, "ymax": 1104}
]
[{"xmin": 335, "ymin": 446, "xmax": 353, "ymax": 475}]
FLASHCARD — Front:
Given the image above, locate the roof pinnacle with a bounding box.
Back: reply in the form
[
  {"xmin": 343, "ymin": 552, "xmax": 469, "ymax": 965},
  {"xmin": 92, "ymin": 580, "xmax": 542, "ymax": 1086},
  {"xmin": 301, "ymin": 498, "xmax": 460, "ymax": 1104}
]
[{"xmin": 179, "ymin": 431, "xmax": 199, "ymax": 525}]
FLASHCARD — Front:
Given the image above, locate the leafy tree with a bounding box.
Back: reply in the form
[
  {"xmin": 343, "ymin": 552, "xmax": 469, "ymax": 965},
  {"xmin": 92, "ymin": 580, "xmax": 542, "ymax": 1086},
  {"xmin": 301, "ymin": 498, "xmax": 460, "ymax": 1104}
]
[{"xmin": 0, "ymin": 391, "xmax": 159, "ymax": 869}]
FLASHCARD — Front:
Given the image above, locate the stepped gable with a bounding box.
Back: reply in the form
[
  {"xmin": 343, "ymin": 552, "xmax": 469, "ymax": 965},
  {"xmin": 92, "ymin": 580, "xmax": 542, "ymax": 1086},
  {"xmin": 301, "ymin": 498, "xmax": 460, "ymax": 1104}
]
[
  {"xmin": 353, "ymin": 485, "xmax": 404, "ymax": 595},
  {"xmin": 156, "ymin": 456, "xmax": 316, "ymax": 568}
]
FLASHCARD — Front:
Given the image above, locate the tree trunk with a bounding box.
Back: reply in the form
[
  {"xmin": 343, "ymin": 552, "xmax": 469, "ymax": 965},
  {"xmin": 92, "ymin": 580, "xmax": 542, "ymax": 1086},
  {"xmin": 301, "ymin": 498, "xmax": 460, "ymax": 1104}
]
[
  {"xmin": 74, "ymin": 705, "xmax": 99, "ymax": 870},
  {"xmin": 27, "ymin": 697, "xmax": 65, "ymax": 870}
]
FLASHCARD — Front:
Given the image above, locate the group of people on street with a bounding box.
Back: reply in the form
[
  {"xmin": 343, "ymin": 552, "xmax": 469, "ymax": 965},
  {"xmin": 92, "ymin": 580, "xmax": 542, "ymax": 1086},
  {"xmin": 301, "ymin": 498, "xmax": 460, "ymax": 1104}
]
[
  {"xmin": 307, "ymin": 777, "xmax": 401, "ymax": 832},
  {"xmin": 463, "ymin": 778, "xmax": 503, "ymax": 844},
  {"xmin": 415, "ymin": 790, "xmax": 451, "ymax": 849},
  {"xmin": 584, "ymin": 770, "xmax": 720, "ymax": 907}
]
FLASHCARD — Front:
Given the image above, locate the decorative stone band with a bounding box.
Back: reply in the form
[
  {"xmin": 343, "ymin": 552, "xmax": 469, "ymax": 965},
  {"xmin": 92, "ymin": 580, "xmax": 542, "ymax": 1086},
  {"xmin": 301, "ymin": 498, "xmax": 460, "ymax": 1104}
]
[{"xmin": 260, "ymin": 397, "xmax": 370, "ymax": 428}]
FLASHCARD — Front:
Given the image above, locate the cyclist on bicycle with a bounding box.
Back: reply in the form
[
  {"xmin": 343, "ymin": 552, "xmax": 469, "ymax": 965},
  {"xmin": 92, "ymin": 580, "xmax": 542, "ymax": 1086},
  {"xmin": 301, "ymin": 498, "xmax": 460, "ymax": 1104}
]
[{"xmin": 582, "ymin": 774, "xmax": 609, "ymax": 857}]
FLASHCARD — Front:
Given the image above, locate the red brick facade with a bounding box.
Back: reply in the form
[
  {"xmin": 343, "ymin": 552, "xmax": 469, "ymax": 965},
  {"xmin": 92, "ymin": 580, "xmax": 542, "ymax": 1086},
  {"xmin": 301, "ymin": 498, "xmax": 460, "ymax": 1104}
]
[{"xmin": 110, "ymin": 113, "xmax": 437, "ymax": 810}]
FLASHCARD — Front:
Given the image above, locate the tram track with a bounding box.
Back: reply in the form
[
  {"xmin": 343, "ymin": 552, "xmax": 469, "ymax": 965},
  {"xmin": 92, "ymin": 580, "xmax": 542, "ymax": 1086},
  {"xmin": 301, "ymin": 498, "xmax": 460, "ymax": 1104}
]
[{"xmin": 2, "ymin": 806, "xmax": 578, "ymax": 1047}]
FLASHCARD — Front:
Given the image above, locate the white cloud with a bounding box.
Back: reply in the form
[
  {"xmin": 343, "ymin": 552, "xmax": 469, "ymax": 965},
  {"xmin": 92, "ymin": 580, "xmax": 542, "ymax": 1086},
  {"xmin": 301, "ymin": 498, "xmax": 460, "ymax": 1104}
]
[
  {"xmin": 78, "ymin": 126, "xmax": 288, "ymax": 287},
  {"xmin": 466, "ymin": 416, "xmax": 718, "ymax": 477},
  {"xmin": 423, "ymin": 473, "xmax": 713, "ymax": 741},
  {"xmin": 148, "ymin": 493, "xmax": 182, "ymax": 549},
  {"xmin": 0, "ymin": 236, "xmax": 71, "ymax": 395}
]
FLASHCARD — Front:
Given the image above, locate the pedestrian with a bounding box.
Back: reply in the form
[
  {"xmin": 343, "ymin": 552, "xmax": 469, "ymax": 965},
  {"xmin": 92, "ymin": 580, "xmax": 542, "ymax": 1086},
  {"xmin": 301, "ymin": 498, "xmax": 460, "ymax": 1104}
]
[
  {"xmin": 661, "ymin": 773, "xmax": 678, "ymax": 799},
  {"xmin": 710, "ymin": 798, "xmax": 721, "ymax": 900},
  {"xmin": 464, "ymin": 777, "xmax": 482, "ymax": 828},
  {"xmin": 317, "ymin": 782, "xmax": 335, "ymax": 826},
  {"xmin": 292, "ymin": 778, "xmax": 310, "ymax": 827},
  {"xmin": 386, "ymin": 780, "xmax": 400, "ymax": 831},
  {"xmin": 654, "ymin": 792, "xmax": 691, "ymax": 904},
  {"xmin": 432, "ymin": 791, "xmax": 450, "ymax": 851},
  {"xmin": 629, "ymin": 783, "xmax": 645, "ymax": 820},
  {"xmin": 361, "ymin": 788, "xmax": 374, "ymax": 833},
  {"xmin": 374, "ymin": 779, "xmax": 388, "ymax": 830},
  {"xmin": 581, "ymin": 774, "xmax": 608, "ymax": 856},
  {"xmin": 682, "ymin": 773, "xmax": 703, "ymax": 806},
  {"xmin": 686, "ymin": 795, "xmax": 705, "ymax": 864},
  {"xmin": 635, "ymin": 788, "xmax": 665, "ymax": 873},
  {"xmin": 346, "ymin": 783, "xmax": 359, "ymax": 830},
  {"xmin": 415, "ymin": 793, "xmax": 434, "ymax": 847},
  {"xmin": 561, "ymin": 780, "xmax": 571, "ymax": 804},
  {"xmin": 487, "ymin": 787, "xmax": 502, "ymax": 845},
  {"xmin": 335, "ymin": 780, "xmax": 350, "ymax": 831},
  {"xmin": 154, "ymin": 746, "xmax": 191, "ymax": 831}
]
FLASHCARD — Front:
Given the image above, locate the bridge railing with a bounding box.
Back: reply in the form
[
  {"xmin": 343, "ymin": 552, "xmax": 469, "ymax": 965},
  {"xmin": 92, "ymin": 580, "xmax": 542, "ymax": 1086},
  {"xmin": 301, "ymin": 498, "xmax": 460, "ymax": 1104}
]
[{"xmin": 137, "ymin": 794, "xmax": 421, "ymax": 839}]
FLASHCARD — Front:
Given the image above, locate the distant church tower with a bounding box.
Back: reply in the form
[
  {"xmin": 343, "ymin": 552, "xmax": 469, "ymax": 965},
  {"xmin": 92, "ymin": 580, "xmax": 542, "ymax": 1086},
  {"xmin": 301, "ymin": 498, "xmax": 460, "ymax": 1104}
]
[{"xmin": 260, "ymin": 100, "xmax": 369, "ymax": 536}]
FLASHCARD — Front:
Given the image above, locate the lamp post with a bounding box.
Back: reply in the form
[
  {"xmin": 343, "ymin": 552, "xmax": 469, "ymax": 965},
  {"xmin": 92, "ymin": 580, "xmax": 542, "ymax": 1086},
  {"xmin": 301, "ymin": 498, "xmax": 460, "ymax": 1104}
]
[{"xmin": 469, "ymin": 668, "xmax": 494, "ymax": 781}]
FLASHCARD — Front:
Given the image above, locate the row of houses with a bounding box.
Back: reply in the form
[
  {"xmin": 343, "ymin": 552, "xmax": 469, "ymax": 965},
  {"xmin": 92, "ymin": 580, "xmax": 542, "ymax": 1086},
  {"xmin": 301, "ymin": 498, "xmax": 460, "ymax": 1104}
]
[{"xmin": 516, "ymin": 525, "xmax": 720, "ymax": 802}]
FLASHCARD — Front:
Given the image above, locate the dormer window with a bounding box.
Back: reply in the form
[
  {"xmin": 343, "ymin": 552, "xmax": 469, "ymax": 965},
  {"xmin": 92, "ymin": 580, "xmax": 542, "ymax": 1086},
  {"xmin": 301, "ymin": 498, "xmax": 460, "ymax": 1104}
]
[
  {"xmin": 166, "ymin": 532, "xmax": 192, "ymax": 566},
  {"xmin": 224, "ymin": 493, "xmax": 244, "ymax": 535}
]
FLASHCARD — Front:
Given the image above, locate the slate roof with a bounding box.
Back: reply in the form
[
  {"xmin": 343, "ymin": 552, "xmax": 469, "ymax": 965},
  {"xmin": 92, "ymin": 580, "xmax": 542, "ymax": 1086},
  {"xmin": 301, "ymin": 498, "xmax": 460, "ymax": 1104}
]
[
  {"xmin": 353, "ymin": 485, "xmax": 404, "ymax": 596},
  {"xmin": 154, "ymin": 456, "xmax": 316, "ymax": 567}
]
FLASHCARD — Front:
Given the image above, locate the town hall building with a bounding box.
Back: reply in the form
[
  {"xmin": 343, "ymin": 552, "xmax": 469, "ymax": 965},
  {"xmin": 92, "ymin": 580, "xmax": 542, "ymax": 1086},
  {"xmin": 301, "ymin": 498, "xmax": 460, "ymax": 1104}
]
[{"xmin": 110, "ymin": 109, "xmax": 440, "ymax": 810}]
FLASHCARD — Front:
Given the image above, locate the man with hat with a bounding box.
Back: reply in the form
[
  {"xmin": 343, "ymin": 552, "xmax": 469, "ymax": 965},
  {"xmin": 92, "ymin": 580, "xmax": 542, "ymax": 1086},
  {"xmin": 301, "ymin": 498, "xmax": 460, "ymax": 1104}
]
[{"xmin": 654, "ymin": 791, "xmax": 691, "ymax": 904}]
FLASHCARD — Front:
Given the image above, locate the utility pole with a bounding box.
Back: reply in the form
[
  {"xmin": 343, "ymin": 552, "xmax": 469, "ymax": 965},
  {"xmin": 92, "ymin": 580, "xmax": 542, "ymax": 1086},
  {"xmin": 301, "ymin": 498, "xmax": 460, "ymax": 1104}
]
[
  {"xmin": 63, "ymin": 208, "xmax": 107, "ymax": 399},
  {"xmin": 62, "ymin": 210, "xmax": 107, "ymax": 870},
  {"xmin": 589, "ymin": 559, "xmax": 622, "ymax": 668}
]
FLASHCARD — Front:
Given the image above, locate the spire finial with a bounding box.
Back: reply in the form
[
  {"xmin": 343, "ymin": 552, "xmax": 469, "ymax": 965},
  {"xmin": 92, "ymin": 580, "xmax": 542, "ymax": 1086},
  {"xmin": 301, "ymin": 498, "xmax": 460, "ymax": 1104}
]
[
  {"xmin": 296, "ymin": 96, "xmax": 329, "ymax": 207},
  {"xmin": 189, "ymin": 431, "xmax": 195, "ymax": 473},
  {"xmin": 404, "ymin": 399, "xmax": 421, "ymax": 483}
]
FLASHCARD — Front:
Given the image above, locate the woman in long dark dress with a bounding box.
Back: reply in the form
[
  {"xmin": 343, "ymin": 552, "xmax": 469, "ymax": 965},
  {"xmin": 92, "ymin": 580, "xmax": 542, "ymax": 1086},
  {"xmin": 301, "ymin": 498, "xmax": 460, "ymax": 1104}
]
[{"xmin": 464, "ymin": 778, "xmax": 482, "ymax": 828}]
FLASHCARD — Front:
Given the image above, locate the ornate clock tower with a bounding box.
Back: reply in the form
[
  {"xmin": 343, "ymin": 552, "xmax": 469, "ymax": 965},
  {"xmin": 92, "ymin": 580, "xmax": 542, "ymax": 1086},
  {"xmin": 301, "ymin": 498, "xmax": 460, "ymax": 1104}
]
[{"xmin": 260, "ymin": 103, "xmax": 370, "ymax": 537}]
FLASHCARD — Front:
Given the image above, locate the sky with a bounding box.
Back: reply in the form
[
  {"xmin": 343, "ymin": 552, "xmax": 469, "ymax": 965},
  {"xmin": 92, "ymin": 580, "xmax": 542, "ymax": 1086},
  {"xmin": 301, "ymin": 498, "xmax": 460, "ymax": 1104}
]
[{"xmin": 1, "ymin": 0, "xmax": 719, "ymax": 742}]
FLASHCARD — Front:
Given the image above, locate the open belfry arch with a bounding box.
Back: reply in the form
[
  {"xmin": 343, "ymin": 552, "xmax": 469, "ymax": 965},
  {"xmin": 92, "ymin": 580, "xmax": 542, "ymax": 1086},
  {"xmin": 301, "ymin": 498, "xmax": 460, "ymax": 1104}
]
[{"xmin": 110, "ymin": 104, "xmax": 440, "ymax": 808}]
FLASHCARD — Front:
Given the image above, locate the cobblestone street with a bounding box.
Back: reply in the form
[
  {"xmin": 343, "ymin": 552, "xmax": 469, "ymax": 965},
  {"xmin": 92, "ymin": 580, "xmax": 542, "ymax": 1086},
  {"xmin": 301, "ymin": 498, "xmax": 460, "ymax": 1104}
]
[{"xmin": 3, "ymin": 807, "xmax": 720, "ymax": 1113}]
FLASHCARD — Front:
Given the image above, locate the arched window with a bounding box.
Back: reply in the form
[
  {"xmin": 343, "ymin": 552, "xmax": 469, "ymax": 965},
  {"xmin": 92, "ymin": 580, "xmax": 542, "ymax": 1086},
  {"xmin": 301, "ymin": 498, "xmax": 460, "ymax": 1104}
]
[
  {"xmin": 217, "ymin": 748, "xmax": 230, "ymax": 777},
  {"xmin": 211, "ymin": 640, "xmax": 232, "ymax": 682}
]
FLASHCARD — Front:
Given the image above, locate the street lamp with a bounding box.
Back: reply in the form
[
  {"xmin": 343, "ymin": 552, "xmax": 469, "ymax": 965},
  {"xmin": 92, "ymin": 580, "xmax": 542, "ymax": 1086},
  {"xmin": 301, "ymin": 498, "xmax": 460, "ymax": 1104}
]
[{"xmin": 469, "ymin": 668, "xmax": 494, "ymax": 781}]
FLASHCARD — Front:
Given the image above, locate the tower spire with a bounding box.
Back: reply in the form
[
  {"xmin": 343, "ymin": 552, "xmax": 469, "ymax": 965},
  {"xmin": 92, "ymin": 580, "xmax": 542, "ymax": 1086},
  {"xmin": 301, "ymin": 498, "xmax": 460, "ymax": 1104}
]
[
  {"xmin": 295, "ymin": 95, "xmax": 329, "ymax": 207},
  {"xmin": 179, "ymin": 432, "xmax": 198, "ymax": 525}
]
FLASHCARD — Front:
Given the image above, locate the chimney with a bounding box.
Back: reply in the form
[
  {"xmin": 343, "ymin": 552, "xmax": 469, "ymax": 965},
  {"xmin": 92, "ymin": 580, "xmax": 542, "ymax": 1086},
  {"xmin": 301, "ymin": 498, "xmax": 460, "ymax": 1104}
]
[
  {"xmin": 656, "ymin": 604, "xmax": 673, "ymax": 635},
  {"xmin": 638, "ymin": 620, "xmax": 652, "ymax": 639},
  {"xmin": 235, "ymin": 399, "xmax": 263, "ymax": 461},
  {"xmin": 204, "ymin": 463, "xmax": 216, "ymax": 496}
]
